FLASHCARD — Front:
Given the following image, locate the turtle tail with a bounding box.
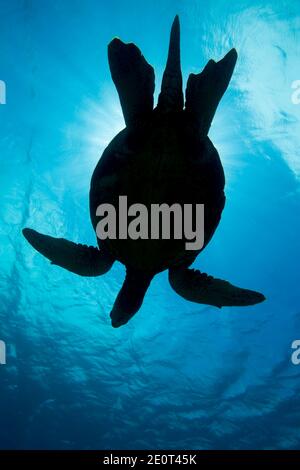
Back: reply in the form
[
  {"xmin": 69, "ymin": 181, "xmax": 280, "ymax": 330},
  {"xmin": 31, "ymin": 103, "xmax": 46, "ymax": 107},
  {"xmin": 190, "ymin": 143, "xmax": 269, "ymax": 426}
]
[
  {"xmin": 157, "ymin": 15, "xmax": 184, "ymax": 112},
  {"xmin": 22, "ymin": 228, "xmax": 114, "ymax": 277}
]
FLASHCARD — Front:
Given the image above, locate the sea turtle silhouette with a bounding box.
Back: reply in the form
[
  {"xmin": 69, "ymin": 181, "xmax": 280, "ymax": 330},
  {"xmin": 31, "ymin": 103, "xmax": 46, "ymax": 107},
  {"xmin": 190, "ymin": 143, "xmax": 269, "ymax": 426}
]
[{"xmin": 23, "ymin": 16, "xmax": 265, "ymax": 327}]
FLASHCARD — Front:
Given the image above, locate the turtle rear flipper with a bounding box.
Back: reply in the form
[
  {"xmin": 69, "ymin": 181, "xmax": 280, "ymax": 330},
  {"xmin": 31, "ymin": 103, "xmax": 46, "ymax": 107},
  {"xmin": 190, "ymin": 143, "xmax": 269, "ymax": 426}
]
[
  {"xmin": 108, "ymin": 38, "xmax": 154, "ymax": 127},
  {"xmin": 185, "ymin": 48, "xmax": 237, "ymax": 137},
  {"xmin": 110, "ymin": 269, "xmax": 153, "ymax": 328},
  {"xmin": 169, "ymin": 267, "xmax": 265, "ymax": 308},
  {"xmin": 22, "ymin": 228, "xmax": 114, "ymax": 276}
]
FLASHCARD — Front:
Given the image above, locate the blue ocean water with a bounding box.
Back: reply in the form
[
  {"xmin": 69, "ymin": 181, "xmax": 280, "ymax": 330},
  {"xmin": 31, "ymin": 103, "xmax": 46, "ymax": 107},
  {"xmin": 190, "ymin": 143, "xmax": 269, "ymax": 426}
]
[{"xmin": 0, "ymin": 0, "xmax": 300, "ymax": 450}]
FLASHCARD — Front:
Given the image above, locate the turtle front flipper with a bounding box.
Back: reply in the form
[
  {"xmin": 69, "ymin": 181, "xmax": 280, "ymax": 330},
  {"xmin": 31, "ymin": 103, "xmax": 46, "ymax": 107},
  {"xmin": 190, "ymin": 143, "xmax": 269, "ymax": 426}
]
[
  {"xmin": 110, "ymin": 268, "xmax": 153, "ymax": 328},
  {"xmin": 108, "ymin": 37, "xmax": 154, "ymax": 127},
  {"xmin": 22, "ymin": 228, "xmax": 114, "ymax": 276},
  {"xmin": 169, "ymin": 267, "xmax": 265, "ymax": 308}
]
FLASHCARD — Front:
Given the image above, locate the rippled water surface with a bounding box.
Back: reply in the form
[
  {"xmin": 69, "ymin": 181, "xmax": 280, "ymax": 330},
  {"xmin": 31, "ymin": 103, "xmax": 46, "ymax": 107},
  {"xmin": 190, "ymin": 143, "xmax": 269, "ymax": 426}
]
[{"xmin": 0, "ymin": 0, "xmax": 300, "ymax": 449}]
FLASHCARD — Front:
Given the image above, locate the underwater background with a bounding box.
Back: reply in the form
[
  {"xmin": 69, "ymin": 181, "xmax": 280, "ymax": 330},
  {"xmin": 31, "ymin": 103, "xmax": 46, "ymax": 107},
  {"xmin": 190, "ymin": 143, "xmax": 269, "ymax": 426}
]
[{"xmin": 0, "ymin": 0, "xmax": 300, "ymax": 450}]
